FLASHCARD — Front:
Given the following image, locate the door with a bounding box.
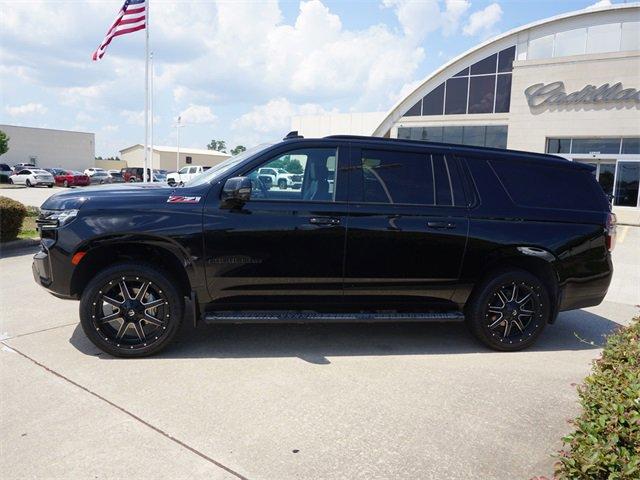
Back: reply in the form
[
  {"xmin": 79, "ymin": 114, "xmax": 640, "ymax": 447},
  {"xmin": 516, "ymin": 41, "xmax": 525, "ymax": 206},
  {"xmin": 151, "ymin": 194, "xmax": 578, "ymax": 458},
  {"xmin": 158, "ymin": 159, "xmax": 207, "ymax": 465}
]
[
  {"xmin": 203, "ymin": 143, "xmax": 349, "ymax": 308},
  {"xmin": 14, "ymin": 169, "xmax": 30, "ymax": 184},
  {"xmin": 344, "ymin": 146, "xmax": 469, "ymax": 304}
]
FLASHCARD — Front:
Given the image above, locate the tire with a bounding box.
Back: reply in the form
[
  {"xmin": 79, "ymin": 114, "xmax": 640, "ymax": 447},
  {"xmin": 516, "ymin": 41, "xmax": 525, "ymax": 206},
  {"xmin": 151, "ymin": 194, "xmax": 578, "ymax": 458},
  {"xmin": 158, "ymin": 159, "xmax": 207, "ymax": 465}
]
[
  {"xmin": 79, "ymin": 262, "xmax": 184, "ymax": 357},
  {"xmin": 8, "ymin": 178, "xmax": 13, "ymax": 184},
  {"xmin": 278, "ymin": 179, "xmax": 287, "ymax": 190},
  {"xmin": 25, "ymin": 179, "xmax": 32, "ymax": 187},
  {"xmin": 63, "ymin": 180, "xmax": 69, "ymax": 188},
  {"xmin": 179, "ymin": 181, "xmax": 184, "ymax": 187},
  {"xmin": 47, "ymin": 184, "xmax": 53, "ymax": 188},
  {"xmin": 129, "ymin": 178, "xmax": 137, "ymax": 183},
  {"xmin": 465, "ymin": 269, "xmax": 550, "ymax": 351}
]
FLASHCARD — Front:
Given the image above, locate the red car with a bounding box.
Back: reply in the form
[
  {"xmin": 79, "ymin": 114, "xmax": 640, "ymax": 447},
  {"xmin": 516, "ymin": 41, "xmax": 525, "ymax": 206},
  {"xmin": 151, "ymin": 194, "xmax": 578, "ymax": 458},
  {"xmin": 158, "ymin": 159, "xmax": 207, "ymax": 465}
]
[{"xmin": 54, "ymin": 170, "xmax": 91, "ymax": 187}]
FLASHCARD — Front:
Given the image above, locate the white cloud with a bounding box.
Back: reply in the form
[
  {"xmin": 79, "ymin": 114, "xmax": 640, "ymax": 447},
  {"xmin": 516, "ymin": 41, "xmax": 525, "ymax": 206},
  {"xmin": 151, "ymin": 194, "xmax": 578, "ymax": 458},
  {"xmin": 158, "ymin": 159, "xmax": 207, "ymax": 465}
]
[
  {"xmin": 463, "ymin": 3, "xmax": 503, "ymax": 36},
  {"xmin": 178, "ymin": 104, "xmax": 217, "ymax": 125},
  {"xmin": 586, "ymin": 0, "xmax": 612, "ymax": 9},
  {"xmin": 5, "ymin": 102, "xmax": 48, "ymax": 116},
  {"xmin": 231, "ymin": 97, "xmax": 334, "ymax": 145},
  {"xmin": 121, "ymin": 110, "xmax": 160, "ymax": 126},
  {"xmin": 382, "ymin": 0, "xmax": 470, "ymax": 40}
]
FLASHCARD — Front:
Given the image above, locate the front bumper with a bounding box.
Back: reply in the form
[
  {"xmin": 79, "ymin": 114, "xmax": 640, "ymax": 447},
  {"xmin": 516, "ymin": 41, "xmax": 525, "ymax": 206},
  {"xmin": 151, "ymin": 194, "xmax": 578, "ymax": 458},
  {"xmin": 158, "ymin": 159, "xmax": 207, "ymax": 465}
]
[{"xmin": 32, "ymin": 243, "xmax": 76, "ymax": 299}]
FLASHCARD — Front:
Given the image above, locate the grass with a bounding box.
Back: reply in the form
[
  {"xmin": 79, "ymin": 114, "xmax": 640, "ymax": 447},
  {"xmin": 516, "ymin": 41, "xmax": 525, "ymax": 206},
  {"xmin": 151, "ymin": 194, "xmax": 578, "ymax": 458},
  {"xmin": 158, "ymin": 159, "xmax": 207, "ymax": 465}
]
[{"xmin": 18, "ymin": 206, "xmax": 39, "ymax": 239}]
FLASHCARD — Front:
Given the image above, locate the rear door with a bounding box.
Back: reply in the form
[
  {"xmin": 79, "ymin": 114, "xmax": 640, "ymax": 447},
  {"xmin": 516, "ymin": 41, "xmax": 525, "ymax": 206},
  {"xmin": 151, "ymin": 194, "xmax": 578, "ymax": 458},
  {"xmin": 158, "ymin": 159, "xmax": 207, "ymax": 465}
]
[{"xmin": 344, "ymin": 144, "xmax": 470, "ymax": 303}]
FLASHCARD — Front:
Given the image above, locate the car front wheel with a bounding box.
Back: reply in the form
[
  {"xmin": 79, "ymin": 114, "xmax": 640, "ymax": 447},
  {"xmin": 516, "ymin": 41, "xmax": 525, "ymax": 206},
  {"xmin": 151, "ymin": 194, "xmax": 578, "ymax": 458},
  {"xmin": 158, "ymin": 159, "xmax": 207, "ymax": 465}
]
[
  {"xmin": 79, "ymin": 262, "xmax": 184, "ymax": 357},
  {"xmin": 465, "ymin": 269, "xmax": 550, "ymax": 351},
  {"xmin": 25, "ymin": 179, "xmax": 32, "ymax": 187}
]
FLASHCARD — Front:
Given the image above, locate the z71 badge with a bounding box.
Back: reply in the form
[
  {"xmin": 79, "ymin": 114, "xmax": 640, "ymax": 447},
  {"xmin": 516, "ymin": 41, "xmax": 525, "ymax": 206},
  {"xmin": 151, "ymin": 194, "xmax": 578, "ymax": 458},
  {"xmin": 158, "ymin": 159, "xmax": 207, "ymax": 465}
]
[{"xmin": 167, "ymin": 195, "xmax": 202, "ymax": 204}]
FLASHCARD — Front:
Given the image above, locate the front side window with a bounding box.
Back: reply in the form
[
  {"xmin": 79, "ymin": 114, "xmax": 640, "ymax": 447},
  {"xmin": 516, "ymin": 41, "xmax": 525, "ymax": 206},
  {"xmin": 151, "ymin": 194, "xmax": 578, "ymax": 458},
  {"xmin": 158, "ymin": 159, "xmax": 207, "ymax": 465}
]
[
  {"xmin": 179, "ymin": 167, "xmax": 189, "ymax": 174},
  {"xmin": 245, "ymin": 148, "xmax": 338, "ymax": 202}
]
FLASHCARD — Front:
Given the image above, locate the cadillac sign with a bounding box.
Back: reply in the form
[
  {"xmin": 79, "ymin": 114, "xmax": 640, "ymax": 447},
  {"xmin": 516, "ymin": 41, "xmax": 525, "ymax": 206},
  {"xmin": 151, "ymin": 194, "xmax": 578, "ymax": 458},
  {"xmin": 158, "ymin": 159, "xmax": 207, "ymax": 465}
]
[{"xmin": 525, "ymin": 81, "xmax": 640, "ymax": 108}]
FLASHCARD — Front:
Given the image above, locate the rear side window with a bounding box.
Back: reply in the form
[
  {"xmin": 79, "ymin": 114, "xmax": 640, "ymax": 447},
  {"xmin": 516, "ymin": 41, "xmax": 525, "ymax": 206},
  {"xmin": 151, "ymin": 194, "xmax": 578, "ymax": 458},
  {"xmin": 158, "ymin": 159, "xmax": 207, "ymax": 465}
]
[
  {"xmin": 491, "ymin": 160, "xmax": 606, "ymax": 211},
  {"xmin": 359, "ymin": 149, "xmax": 467, "ymax": 206}
]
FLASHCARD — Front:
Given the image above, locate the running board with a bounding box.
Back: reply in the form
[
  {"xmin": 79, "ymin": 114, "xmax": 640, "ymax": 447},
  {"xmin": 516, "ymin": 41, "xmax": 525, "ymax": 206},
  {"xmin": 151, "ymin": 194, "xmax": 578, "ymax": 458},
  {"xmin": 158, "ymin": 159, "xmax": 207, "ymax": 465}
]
[{"xmin": 203, "ymin": 311, "xmax": 465, "ymax": 324}]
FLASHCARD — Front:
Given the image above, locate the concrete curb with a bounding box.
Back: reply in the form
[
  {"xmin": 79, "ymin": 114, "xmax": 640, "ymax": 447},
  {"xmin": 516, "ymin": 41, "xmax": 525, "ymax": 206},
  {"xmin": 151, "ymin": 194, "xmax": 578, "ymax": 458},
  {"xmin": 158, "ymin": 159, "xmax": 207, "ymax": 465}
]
[{"xmin": 0, "ymin": 238, "xmax": 40, "ymax": 252}]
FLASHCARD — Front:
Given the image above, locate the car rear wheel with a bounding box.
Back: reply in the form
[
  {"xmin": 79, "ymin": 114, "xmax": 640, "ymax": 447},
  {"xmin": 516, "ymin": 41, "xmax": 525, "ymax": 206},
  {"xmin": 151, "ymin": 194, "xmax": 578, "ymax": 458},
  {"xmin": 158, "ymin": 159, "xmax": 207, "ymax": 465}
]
[
  {"xmin": 8, "ymin": 178, "xmax": 13, "ymax": 184},
  {"xmin": 63, "ymin": 180, "xmax": 69, "ymax": 187},
  {"xmin": 79, "ymin": 263, "xmax": 184, "ymax": 357},
  {"xmin": 465, "ymin": 269, "xmax": 549, "ymax": 351},
  {"xmin": 278, "ymin": 179, "xmax": 287, "ymax": 189},
  {"xmin": 129, "ymin": 178, "xmax": 136, "ymax": 183}
]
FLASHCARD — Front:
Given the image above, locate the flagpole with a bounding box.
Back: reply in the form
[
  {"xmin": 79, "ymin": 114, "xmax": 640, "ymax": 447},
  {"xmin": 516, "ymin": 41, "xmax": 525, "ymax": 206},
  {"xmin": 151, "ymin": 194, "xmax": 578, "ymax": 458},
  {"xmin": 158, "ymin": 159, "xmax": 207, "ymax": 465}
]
[
  {"xmin": 143, "ymin": 0, "xmax": 150, "ymax": 183},
  {"xmin": 150, "ymin": 51, "xmax": 154, "ymax": 182}
]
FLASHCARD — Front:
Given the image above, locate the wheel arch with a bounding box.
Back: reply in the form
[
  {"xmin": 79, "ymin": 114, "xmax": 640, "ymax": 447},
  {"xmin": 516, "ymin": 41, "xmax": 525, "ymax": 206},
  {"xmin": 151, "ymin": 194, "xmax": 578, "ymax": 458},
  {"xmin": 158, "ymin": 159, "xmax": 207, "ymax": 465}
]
[
  {"xmin": 469, "ymin": 246, "xmax": 561, "ymax": 322},
  {"xmin": 70, "ymin": 236, "xmax": 196, "ymax": 299}
]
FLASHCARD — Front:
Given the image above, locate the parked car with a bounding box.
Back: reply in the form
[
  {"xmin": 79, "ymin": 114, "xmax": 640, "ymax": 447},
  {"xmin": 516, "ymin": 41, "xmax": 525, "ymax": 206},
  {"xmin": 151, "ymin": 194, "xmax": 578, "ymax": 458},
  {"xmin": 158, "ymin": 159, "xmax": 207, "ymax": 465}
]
[
  {"xmin": 54, "ymin": 170, "xmax": 91, "ymax": 188},
  {"xmin": 33, "ymin": 133, "xmax": 615, "ymax": 357},
  {"xmin": 10, "ymin": 168, "xmax": 54, "ymax": 187},
  {"xmin": 89, "ymin": 171, "xmax": 111, "ymax": 184},
  {"xmin": 12, "ymin": 163, "xmax": 36, "ymax": 174},
  {"xmin": 0, "ymin": 163, "xmax": 11, "ymax": 183},
  {"xmin": 257, "ymin": 167, "xmax": 303, "ymax": 189},
  {"xmin": 166, "ymin": 165, "xmax": 210, "ymax": 186},
  {"xmin": 84, "ymin": 167, "xmax": 107, "ymax": 177},
  {"xmin": 121, "ymin": 167, "xmax": 167, "ymax": 183},
  {"xmin": 108, "ymin": 171, "xmax": 125, "ymax": 183}
]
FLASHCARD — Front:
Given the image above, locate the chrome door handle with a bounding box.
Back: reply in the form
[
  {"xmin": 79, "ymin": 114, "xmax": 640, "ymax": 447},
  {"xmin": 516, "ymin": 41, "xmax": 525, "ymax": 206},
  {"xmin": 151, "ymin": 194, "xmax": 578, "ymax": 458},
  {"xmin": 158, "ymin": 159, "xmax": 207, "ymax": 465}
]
[
  {"xmin": 427, "ymin": 221, "xmax": 456, "ymax": 229},
  {"xmin": 309, "ymin": 217, "xmax": 341, "ymax": 226}
]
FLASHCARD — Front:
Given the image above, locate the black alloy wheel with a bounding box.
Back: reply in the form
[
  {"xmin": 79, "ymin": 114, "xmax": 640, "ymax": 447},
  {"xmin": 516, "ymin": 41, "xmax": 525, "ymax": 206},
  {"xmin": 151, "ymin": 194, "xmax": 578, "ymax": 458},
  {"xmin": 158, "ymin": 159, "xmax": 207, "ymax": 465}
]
[
  {"xmin": 25, "ymin": 179, "xmax": 31, "ymax": 187},
  {"xmin": 466, "ymin": 269, "xmax": 549, "ymax": 351},
  {"xmin": 80, "ymin": 263, "xmax": 183, "ymax": 357}
]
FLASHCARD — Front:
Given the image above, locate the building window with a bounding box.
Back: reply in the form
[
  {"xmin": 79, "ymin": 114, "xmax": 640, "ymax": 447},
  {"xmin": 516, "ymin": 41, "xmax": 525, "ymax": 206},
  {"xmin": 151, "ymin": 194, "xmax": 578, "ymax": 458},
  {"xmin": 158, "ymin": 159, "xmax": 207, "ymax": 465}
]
[
  {"xmin": 403, "ymin": 45, "xmax": 515, "ymax": 118},
  {"xmin": 186, "ymin": 156, "xmax": 192, "ymax": 164},
  {"xmin": 614, "ymin": 162, "xmax": 640, "ymax": 207},
  {"xmin": 397, "ymin": 125, "xmax": 508, "ymax": 149}
]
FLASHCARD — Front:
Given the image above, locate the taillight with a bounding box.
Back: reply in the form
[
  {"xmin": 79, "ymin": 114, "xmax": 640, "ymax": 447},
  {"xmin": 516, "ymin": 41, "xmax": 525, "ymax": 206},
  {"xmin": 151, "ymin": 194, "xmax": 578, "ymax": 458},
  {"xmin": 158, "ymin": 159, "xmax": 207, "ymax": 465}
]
[{"xmin": 605, "ymin": 212, "xmax": 617, "ymax": 252}]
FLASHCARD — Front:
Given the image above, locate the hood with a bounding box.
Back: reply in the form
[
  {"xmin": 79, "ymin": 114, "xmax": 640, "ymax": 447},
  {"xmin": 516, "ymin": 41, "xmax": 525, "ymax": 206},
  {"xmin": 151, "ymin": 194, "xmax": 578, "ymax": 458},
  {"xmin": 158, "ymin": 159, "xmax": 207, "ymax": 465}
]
[{"xmin": 41, "ymin": 182, "xmax": 175, "ymax": 210}]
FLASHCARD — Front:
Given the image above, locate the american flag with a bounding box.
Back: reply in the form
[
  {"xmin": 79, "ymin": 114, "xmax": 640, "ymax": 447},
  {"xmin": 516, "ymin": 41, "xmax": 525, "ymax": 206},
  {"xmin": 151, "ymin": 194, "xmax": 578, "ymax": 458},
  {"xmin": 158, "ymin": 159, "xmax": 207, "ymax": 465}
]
[{"xmin": 92, "ymin": 0, "xmax": 147, "ymax": 61}]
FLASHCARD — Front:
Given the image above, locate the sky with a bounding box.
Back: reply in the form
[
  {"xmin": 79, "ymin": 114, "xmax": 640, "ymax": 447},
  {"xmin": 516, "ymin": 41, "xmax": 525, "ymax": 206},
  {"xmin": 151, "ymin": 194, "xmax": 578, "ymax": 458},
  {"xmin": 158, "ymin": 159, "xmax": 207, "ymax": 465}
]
[{"xmin": 0, "ymin": 0, "xmax": 620, "ymax": 156}]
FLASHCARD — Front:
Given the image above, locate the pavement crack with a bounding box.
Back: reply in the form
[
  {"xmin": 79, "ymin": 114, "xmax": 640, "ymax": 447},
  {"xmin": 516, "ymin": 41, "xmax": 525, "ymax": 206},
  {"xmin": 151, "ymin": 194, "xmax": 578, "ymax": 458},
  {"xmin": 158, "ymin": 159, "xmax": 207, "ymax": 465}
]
[
  {"xmin": 2, "ymin": 342, "xmax": 250, "ymax": 480},
  {"xmin": 1, "ymin": 321, "xmax": 79, "ymax": 341}
]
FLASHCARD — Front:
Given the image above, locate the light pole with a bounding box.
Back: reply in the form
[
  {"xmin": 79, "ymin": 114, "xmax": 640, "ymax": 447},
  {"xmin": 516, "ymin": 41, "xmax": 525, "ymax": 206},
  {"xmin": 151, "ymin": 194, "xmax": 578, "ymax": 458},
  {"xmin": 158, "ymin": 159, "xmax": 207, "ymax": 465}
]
[{"xmin": 175, "ymin": 115, "xmax": 184, "ymax": 172}]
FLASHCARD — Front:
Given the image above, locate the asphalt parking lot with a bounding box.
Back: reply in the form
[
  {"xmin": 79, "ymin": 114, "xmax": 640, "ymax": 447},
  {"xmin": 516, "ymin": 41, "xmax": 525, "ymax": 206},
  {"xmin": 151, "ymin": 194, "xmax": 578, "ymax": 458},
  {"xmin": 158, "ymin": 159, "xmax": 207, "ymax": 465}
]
[{"xmin": 1, "ymin": 217, "xmax": 638, "ymax": 479}]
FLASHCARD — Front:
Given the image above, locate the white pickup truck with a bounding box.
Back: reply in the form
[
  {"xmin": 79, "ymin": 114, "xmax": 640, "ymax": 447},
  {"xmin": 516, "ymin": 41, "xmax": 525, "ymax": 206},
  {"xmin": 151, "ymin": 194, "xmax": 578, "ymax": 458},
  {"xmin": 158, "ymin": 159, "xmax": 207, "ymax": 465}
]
[
  {"xmin": 257, "ymin": 167, "xmax": 303, "ymax": 190},
  {"xmin": 167, "ymin": 166, "xmax": 210, "ymax": 186}
]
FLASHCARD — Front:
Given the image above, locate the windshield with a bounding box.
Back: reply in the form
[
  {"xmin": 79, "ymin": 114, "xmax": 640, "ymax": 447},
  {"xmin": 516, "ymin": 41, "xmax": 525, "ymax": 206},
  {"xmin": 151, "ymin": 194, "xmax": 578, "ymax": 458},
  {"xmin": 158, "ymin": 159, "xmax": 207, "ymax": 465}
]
[{"xmin": 184, "ymin": 143, "xmax": 273, "ymax": 187}]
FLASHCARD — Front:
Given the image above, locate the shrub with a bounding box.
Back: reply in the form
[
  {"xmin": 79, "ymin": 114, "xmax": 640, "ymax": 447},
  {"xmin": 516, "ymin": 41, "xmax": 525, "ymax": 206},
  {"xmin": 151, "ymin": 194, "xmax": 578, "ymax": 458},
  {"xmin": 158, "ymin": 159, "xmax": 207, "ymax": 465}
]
[
  {"xmin": 555, "ymin": 317, "xmax": 640, "ymax": 479},
  {"xmin": 0, "ymin": 196, "xmax": 27, "ymax": 242}
]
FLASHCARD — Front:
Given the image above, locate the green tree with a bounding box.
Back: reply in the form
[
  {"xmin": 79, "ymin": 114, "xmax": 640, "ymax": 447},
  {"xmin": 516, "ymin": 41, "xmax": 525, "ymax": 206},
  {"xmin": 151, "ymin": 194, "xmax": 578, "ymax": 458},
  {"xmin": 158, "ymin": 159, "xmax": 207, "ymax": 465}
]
[
  {"xmin": 207, "ymin": 139, "xmax": 227, "ymax": 153},
  {"xmin": 231, "ymin": 145, "xmax": 246, "ymax": 156},
  {"xmin": 0, "ymin": 130, "xmax": 9, "ymax": 156}
]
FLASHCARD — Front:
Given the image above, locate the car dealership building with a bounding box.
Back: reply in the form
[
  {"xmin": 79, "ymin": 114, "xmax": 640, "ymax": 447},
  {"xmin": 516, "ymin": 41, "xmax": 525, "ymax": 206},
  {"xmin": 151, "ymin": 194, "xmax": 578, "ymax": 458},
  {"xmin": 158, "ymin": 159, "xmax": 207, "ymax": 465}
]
[{"xmin": 293, "ymin": 4, "xmax": 640, "ymax": 224}]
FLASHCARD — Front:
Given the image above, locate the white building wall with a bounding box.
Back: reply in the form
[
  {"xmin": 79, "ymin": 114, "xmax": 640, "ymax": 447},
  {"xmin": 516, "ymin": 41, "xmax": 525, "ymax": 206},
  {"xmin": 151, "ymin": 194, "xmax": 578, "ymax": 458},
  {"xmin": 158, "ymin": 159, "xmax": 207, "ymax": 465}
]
[
  {"xmin": 0, "ymin": 124, "xmax": 95, "ymax": 171},
  {"xmin": 507, "ymin": 51, "xmax": 640, "ymax": 153},
  {"xmin": 291, "ymin": 112, "xmax": 386, "ymax": 138}
]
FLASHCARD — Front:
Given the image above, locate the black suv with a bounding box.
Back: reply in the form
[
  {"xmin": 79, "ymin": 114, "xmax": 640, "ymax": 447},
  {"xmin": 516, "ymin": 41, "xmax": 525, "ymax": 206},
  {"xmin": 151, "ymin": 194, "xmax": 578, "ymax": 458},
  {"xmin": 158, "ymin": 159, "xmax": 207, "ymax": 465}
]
[{"xmin": 33, "ymin": 134, "xmax": 615, "ymax": 357}]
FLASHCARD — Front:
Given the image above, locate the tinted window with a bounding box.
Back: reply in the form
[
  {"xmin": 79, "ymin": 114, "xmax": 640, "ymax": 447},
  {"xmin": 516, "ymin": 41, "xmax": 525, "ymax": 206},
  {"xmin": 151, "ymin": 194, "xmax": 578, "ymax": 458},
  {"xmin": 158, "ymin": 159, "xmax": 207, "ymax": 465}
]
[
  {"xmin": 497, "ymin": 46, "xmax": 516, "ymax": 72},
  {"xmin": 405, "ymin": 100, "xmax": 422, "ymax": 117},
  {"xmin": 621, "ymin": 138, "xmax": 640, "ymax": 154},
  {"xmin": 614, "ymin": 162, "xmax": 639, "ymax": 207},
  {"xmin": 546, "ymin": 138, "xmax": 571, "ymax": 154},
  {"xmin": 491, "ymin": 160, "xmax": 606, "ymax": 210},
  {"xmin": 470, "ymin": 53, "xmax": 497, "ymax": 75},
  {"xmin": 360, "ymin": 149, "xmax": 434, "ymax": 205},
  {"xmin": 422, "ymin": 83, "xmax": 445, "ymax": 115},
  {"xmin": 443, "ymin": 126, "xmax": 464, "ymax": 144},
  {"xmin": 494, "ymin": 74, "xmax": 512, "ymax": 113},
  {"xmin": 468, "ymin": 75, "xmax": 496, "ymax": 114},
  {"xmin": 445, "ymin": 77, "xmax": 468, "ymax": 114},
  {"xmin": 453, "ymin": 67, "xmax": 469, "ymax": 77},
  {"xmin": 485, "ymin": 126, "xmax": 508, "ymax": 149},
  {"xmin": 572, "ymin": 138, "xmax": 620, "ymax": 154}
]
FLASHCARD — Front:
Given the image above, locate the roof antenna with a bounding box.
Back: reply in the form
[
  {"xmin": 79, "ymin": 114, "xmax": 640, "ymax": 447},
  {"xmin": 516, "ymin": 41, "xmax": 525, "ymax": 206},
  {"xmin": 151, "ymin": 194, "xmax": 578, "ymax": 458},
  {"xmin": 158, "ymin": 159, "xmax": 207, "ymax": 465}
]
[{"xmin": 283, "ymin": 131, "xmax": 303, "ymax": 140}]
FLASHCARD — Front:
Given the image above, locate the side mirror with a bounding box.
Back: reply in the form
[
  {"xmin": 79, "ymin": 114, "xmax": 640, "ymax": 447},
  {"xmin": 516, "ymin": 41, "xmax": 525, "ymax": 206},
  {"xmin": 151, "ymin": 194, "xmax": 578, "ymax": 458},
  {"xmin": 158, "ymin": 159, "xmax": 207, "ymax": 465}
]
[{"xmin": 221, "ymin": 176, "xmax": 252, "ymax": 207}]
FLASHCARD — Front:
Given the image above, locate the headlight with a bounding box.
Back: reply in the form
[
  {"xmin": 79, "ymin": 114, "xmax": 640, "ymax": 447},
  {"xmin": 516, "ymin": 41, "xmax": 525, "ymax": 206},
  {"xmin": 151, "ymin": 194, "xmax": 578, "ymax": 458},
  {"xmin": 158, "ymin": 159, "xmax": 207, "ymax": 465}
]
[{"xmin": 37, "ymin": 209, "xmax": 79, "ymax": 229}]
